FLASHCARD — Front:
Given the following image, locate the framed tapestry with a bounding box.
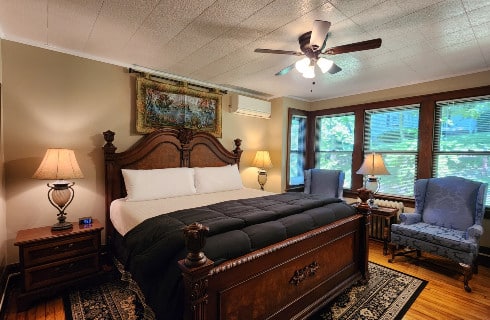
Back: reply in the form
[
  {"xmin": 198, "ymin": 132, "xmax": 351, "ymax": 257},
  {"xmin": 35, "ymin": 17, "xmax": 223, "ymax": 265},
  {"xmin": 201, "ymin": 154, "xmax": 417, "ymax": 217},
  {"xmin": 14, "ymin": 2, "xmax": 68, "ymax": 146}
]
[{"xmin": 136, "ymin": 77, "xmax": 222, "ymax": 137}]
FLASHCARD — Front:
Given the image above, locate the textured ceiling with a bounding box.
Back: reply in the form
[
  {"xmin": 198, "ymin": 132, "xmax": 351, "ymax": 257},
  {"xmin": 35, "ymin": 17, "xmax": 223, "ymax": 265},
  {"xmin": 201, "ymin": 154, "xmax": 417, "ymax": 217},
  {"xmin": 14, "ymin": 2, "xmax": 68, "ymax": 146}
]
[{"xmin": 1, "ymin": 0, "xmax": 489, "ymax": 101}]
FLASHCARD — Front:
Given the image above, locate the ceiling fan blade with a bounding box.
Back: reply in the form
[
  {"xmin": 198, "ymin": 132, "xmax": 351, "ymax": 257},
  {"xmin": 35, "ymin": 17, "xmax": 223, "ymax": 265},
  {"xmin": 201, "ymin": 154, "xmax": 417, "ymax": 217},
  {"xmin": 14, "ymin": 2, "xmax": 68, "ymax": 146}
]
[
  {"xmin": 254, "ymin": 48, "xmax": 303, "ymax": 56},
  {"xmin": 275, "ymin": 63, "xmax": 295, "ymax": 76},
  {"xmin": 328, "ymin": 63, "xmax": 342, "ymax": 74},
  {"xmin": 310, "ymin": 20, "xmax": 331, "ymax": 49},
  {"xmin": 323, "ymin": 38, "xmax": 382, "ymax": 55}
]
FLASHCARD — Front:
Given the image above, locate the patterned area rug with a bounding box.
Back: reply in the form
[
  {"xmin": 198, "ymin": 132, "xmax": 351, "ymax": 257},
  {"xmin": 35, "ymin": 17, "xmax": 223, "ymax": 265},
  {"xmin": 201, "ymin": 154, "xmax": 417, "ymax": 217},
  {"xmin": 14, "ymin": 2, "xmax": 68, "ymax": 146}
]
[
  {"xmin": 309, "ymin": 262, "xmax": 427, "ymax": 320},
  {"xmin": 64, "ymin": 262, "xmax": 426, "ymax": 320},
  {"xmin": 64, "ymin": 275, "xmax": 155, "ymax": 320}
]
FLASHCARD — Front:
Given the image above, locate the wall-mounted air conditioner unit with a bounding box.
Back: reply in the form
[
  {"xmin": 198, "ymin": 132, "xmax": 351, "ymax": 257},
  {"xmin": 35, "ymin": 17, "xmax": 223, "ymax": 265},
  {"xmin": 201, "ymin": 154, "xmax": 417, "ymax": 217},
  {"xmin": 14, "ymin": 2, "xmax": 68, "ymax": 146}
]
[{"xmin": 229, "ymin": 94, "xmax": 271, "ymax": 119}]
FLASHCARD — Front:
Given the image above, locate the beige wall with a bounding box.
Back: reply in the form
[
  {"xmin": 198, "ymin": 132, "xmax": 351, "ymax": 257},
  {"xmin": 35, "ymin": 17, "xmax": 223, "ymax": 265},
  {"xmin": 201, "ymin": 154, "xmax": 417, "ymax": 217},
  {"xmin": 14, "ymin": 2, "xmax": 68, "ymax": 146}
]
[
  {"xmin": 1, "ymin": 40, "xmax": 276, "ymax": 263},
  {"xmin": 311, "ymin": 70, "xmax": 490, "ymax": 110}
]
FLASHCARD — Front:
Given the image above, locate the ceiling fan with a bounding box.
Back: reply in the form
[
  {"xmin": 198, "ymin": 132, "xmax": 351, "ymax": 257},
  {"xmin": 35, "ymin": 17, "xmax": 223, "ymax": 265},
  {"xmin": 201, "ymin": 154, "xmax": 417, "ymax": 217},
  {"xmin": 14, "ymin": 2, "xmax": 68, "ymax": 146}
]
[{"xmin": 254, "ymin": 20, "xmax": 382, "ymax": 78}]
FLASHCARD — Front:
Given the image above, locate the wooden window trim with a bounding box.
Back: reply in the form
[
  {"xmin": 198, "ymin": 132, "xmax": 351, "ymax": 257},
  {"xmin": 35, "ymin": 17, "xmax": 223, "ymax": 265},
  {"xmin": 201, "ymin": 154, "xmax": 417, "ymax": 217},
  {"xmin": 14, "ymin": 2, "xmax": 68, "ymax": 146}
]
[
  {"xmin": 286, "ymin": 108, "xmax": 309, "ymax": 191},
  {"xmin": 288, "ymin": 85, "xmax": 490, "ymax": 210}
]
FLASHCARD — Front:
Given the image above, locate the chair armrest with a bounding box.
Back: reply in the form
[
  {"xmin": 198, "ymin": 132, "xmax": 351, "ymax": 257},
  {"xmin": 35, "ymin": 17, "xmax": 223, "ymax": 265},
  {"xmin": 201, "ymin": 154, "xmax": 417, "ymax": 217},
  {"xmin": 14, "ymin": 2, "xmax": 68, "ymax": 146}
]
[
  {"xmin": 466, "ymin": 224, "xmax": 484, "ymax": 241},
  {"xmin": 399, "ymin": 212, "xmax": 421, "ymax": 225}
]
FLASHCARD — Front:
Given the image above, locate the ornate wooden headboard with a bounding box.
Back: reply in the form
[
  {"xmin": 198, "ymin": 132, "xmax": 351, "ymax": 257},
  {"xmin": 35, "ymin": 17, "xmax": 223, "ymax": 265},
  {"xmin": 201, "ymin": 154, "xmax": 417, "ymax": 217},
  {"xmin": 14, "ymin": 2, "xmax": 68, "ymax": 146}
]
[{"xmin": 102, "ymin": 128, "xmax": 242, "ymax": 240}]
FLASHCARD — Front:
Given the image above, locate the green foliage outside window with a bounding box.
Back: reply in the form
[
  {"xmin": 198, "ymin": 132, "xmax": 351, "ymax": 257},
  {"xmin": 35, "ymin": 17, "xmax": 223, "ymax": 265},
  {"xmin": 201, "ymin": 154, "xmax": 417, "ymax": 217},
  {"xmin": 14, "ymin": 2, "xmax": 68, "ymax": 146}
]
[
  {"xmin": 289, "ymin": 95, "xmax": 490, "ymax": 204},
  {"xmin": 435, "ymin": 98, "xmax": 490, "ymax": 205},
  {"xmin": 365, "ymin": 107, "xmax": 419, "ymax": 197},
  {"xmin": 289, "ymin": 115, "xmax": 306, "ymax": 185},
  {"xmin": 315, "ymin": 114, "xmax": 355, "ymax": 188}
]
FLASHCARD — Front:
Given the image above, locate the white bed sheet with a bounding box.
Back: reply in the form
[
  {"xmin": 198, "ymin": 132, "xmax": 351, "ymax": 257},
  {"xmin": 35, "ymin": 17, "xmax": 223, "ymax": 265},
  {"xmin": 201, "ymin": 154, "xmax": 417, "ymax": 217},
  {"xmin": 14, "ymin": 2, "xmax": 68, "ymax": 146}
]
[{"xmin": 110, "ymin": 188, "xmax": 275, "ymax": 236}]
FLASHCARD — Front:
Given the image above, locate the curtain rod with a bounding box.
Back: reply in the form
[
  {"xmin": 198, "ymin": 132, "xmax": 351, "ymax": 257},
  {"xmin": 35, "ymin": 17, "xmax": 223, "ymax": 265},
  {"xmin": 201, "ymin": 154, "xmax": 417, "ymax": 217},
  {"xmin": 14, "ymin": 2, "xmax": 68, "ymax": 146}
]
[{"xmin": 128, "ymin": 67, "xmax": 227, "ymax": 95}]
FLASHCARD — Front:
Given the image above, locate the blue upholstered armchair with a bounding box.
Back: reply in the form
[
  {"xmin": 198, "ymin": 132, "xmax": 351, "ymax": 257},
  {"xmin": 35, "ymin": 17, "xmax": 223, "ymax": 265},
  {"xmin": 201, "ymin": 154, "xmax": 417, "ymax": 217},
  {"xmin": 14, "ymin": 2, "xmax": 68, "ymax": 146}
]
[
  {"xmin": 303, "ymin": 169, "xmax": 345, "ymax": 198},
  {"xmin": 389, "ymin": 176, "xmax": 487, "ymax": 292}
]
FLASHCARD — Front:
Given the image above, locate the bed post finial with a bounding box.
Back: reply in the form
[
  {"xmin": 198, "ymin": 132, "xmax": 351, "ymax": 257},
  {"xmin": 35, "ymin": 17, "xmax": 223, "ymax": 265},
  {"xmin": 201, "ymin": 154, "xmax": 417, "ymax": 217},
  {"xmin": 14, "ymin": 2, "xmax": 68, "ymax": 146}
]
[
  {"xmin": 103, "ymin": 130, "xmax": 117, "ymax": 155},
  {"xmin": 182, "ymin": 222, "xmax": 210, "ymax": 267},
  {"xmin": 178, "ymin": 127, "xmax": 194, "ymax": 145},
  {"xmin": 233, "ymin": 139, "xmax": 242, "ymax": 165},
  {"xmin": 179, "ymin": 222, "xmax": 213, "ymax": 320}
]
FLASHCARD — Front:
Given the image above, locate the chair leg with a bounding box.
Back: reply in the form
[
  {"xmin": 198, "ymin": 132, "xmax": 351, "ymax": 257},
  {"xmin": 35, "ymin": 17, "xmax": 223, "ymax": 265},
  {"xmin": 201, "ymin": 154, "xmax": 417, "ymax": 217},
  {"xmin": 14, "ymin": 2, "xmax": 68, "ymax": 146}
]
[
  {"xmin": 388, "ymin": 243, "xmax": 396, "ymax": 263},
  {"xmin": 460, "ymin": 263, "xmax": 473, "ymax": 292}
]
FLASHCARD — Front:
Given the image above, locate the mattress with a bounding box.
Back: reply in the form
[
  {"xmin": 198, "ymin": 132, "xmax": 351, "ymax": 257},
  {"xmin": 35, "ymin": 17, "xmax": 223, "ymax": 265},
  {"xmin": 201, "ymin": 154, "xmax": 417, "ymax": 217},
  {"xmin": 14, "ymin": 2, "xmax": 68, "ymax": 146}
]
[{"xmin": 110, "ymin": 187, "xmax": 275, "ymax": 236}]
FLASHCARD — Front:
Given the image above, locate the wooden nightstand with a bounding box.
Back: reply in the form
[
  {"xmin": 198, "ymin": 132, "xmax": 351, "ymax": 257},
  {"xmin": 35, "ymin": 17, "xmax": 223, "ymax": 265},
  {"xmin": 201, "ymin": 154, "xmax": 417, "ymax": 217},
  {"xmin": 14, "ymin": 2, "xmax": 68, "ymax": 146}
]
[
  {"xmin": 351, "ymin": 203, "xmax": 398, "ymax": 255},
  {"xmin": 368, "ymin": 206, "xmax": 399, "ymax": 255},
  {"xmin": 14, "ymin": 219, "xmax": 104, "ymax": 310}
]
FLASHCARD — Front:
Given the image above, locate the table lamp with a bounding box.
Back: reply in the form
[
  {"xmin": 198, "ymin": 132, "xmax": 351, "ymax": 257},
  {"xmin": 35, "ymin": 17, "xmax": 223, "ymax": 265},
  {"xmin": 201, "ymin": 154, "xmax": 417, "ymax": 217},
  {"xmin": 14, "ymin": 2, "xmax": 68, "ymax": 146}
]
[
  {"xmin": 356, "ymin": 152, "xmax": 390, "ymax": 193},
  {"xmin": 32, "ymin": 149, "xmax": 84, "ymax": 231},
  {"xmin": 356, "ymin": 152, "xmax": 390, "ymax": 208}
]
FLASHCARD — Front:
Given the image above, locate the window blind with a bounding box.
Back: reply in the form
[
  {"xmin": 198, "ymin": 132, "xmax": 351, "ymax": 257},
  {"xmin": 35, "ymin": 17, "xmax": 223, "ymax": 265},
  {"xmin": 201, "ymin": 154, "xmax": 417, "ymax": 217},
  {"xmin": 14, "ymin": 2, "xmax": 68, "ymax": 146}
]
[
  {"xmin": 364, "ymin": 105, "xmax": 420, "ymax": 196},
  {"xmin": 434, "ymin": 96, "xmax": 490, "ymax": 205}
]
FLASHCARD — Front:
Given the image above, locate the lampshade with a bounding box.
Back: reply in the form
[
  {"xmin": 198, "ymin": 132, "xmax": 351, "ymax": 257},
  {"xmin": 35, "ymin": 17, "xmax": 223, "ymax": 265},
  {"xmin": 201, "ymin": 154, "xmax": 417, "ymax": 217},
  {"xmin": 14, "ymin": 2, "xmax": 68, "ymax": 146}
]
[
  {"xmin": 356, "ymin": 153, "xmax": 390, "ymax": 176},
  {"xmin": 32, "ymin": 148, "xmax": 84, "ymax": 180},
  {"xmin": 295, "ymin": 57, "xmax": 310, "ymax": 74},
  {"xmin": 252, "ymin": 151, "xmax": 273, "ymax": 170},
  {"xmin": 317, "ymin": 57, "xmax": 334, "ymax": 73},
  {"xmin": 302, "ymin": 65, "xmax": 315, "ymax": 78}
]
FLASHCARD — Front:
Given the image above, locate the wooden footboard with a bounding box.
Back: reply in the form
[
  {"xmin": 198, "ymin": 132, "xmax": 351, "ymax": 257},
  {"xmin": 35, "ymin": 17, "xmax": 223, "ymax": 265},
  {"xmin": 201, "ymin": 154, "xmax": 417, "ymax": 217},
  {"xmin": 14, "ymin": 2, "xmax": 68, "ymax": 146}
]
[{"xmin": 179, "ymin": 211, "xmax": 370, "ymax": 320}]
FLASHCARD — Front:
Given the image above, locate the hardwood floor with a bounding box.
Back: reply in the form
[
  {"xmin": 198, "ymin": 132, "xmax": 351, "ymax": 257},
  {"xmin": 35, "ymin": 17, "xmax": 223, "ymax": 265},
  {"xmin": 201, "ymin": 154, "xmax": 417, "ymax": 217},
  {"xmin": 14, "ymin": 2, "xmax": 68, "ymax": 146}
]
[{"xmin": 1, "ymin": 241, "xmax": 489, "ymax": 319}]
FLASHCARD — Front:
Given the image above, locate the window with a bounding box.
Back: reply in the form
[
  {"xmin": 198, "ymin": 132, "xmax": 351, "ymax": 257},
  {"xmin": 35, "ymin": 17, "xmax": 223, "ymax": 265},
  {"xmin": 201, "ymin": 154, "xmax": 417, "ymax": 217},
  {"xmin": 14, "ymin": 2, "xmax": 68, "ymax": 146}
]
[
  {"xmin": 289, "ymin": 114, "xmax": 307, "ymax": 186},
  {"xmin": 434, "ymin": 96, "xmax": 490, "ymax": 205},
  {"xmin": 364, "ymin": 106, "xmax": 420, "ymax": 196},
  {"xmin": 285, "ymin": 86, "xmax": 490, "ymax": 207},
  {"xmin": 315, "ymin": 113, "xmax": 355, "ymax": 188}
]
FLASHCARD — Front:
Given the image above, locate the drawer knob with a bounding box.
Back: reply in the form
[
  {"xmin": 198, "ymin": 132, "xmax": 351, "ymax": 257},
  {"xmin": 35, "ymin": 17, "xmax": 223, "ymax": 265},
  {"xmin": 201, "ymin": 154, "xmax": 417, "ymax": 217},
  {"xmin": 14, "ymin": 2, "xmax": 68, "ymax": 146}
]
[{"xmin": 68, "ymin": 243, "xmax": 74, "ymax": 248}]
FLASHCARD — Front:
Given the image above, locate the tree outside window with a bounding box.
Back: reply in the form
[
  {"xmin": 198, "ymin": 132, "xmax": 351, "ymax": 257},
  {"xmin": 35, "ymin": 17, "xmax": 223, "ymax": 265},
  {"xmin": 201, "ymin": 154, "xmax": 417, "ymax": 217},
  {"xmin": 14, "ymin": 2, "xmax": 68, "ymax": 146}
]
[
  {"xmin": 364, "ymin": 106, "xmax": 420, "ymax": 196},
  {"xmin": 315, "ymin": 113, "xmax": 355, "ymax": 188},
  {"xmin": 289, "ymin": 115, "xmax": 306, "ymax": 186},
  {"xmin": 435, "ymin": 97, "xmax": 490, "ymax": 205}
]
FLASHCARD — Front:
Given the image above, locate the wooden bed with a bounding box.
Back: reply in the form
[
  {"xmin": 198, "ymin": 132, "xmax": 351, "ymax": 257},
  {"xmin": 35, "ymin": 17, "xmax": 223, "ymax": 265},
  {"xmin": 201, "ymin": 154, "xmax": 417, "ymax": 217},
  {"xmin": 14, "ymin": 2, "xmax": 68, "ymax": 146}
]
[{"xmin": 103, "ymin": 128, "xmax": 370, "ymax": 320}]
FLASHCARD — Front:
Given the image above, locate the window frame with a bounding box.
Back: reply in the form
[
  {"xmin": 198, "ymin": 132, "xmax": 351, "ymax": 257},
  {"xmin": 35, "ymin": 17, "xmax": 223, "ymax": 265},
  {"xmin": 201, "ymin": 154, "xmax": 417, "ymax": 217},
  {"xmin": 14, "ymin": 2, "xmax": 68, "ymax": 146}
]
[
  {"xmin": 286, "ymin": 108, "xmax": 309, "ymax": 190},
  {"xmin": 287, "ymin": 85, "xmax": 490, "ymax": 211},
  {"xmin": 314, "ymin": 112, "xmax": 356, "ymax": 189},
  {"xmin": 432, "ymin": 96, "xmax": 490, "ymax": 206},
  {"xmin": 363, "ymin": 105, "xmax": 420, "ymax": 197}
]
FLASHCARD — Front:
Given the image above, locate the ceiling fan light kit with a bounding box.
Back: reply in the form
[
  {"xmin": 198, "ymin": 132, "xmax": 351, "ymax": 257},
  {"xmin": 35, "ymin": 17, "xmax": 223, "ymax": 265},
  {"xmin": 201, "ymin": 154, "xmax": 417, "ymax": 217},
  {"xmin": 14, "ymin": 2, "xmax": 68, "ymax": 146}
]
[
  {"xmin": 317, "ymin": 57, "xmax": 334, "ymax": 74},
  {"xmin": 254, "ymin": 20, "xmax": 382, "ymax": 79},
  {"xmin": 303, "ymin": 65, "xmax": 315, "ymax": 78},
  {"xmin": 295, "ymin": 57, "xmax": 310, "ymax": 73},
  {"xmin": 295, "ymin": 57, "xmax": 334, "ymax": 78}
]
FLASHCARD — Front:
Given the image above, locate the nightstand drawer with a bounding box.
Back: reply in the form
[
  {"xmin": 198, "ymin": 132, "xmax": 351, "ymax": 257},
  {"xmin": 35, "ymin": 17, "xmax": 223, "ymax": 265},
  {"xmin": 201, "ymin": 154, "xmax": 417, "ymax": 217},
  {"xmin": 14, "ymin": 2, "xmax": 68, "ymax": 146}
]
[
  {"xmin": 24, "ymin": 253, "xmax": 99, "ymax": 291},
  {"xmin": 22, "ymin": 233, "xmax": 99, "ymax": 268}
]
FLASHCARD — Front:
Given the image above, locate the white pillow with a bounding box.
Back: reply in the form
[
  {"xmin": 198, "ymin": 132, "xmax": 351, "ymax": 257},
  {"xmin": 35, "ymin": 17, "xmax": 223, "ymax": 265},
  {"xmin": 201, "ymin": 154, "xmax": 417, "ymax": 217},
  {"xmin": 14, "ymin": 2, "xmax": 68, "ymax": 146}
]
[
  {"xmin": 194, "ymin": 164, "xmax": 243, "ymax": 194},
  {"xmin": 122, "ymin": 168, "xmax": 196, "ymax": 201}
]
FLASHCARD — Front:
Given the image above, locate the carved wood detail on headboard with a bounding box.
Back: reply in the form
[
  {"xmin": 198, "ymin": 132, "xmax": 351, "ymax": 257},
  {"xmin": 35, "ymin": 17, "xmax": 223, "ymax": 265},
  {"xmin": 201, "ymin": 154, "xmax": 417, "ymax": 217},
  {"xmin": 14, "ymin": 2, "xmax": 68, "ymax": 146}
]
[{"xmin": 102, "ymin": 128, "xmax": 243, "ymax": 242}]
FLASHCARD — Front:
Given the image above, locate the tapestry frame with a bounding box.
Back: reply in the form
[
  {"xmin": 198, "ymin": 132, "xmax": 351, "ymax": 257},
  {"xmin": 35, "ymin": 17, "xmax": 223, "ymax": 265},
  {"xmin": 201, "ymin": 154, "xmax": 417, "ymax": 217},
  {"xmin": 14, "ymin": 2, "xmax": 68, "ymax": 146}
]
[{"xmin": 136, "ymin": 77, "xmax": 222, "ymax": 137}]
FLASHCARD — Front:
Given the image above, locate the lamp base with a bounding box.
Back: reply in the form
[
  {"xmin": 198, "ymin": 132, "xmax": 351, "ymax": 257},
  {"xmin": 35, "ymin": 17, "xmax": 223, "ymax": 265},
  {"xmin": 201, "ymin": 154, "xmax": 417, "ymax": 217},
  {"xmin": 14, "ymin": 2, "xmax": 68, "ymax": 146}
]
[
  {"xmin": 52, "ymin": 221, "xmax": 73, "ymax": 231},
  {"xmin": 257, "ymin": 170, "xmax": 268, "ymax": 191}
]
